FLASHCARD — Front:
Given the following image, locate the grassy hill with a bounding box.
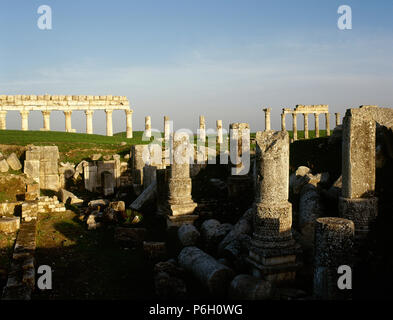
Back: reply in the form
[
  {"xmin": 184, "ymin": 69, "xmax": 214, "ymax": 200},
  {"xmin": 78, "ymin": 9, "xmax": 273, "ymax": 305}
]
[
  {"xmin": 0, "ymin": 130, "xmax": 151, "ymax": 163},
  {"xmin": 0, "ymin": 129, "xmax": 329, "ymax": 163}
]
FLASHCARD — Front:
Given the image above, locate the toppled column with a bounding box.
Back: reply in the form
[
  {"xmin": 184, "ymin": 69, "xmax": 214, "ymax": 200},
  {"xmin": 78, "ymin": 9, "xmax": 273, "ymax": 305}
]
[
  {"xmin": 145, "ymin": 116, "xmax": 152, "ymax": 138},
  {"xmin": 263, "ymin": 108, "xmax": 271, "ymax": 131},
  {"xmin": 178, "ymin": 224, "xmax": 200, "ymax": 247},
  {"xmin": 85, "ymin": 110, "xmax": 94, "ymax": 134},
  {"xmin": 41, "ymin": 111, "xmax": 51, "ymax": 131},
  {"xmin": 199, "ymin": 115, "xmax": 206, "ymax": 142},
  {"xmin": 335, "ymin": 113, "xmax": 341, "ymax": 126},
  {"xmin": 303, "ymin": 113, "xmax": 309, "ymax": 139},
  {"xmin": 325, "ymin": 113, "xmax": 330, "ymax": 136},
  {"xmin": 281, "ymin": 112, "xmax": 286, "ymax": 131},
  {"xmin": 125, "ymin": 109, "xmax": 133, "ymax": 138},
  {"xmin": 292, "ymin": 113, "xmax": 297, "ymax": 140},
  {"xmin": 105, "ymin": 109, "xmax": 113, "ymax": 136},
  {"xmin": 339, "ymin": 107, "xmax": 378, "ymax": 238},
  {"xmin": 314, "ymin": 113, "xmax": 319, "ymax": 138},
  {"xmin": 229, "ymin": 274, "xmax": 274, "ymax": 300},
  {"xmin": 166, "ymin": 132, "xmax": 197, "ymax": 228},
  {"xmin": 178, "ymin": 246, "xmax": 235, "ymax": 296},
  {"xmin": 228, "ymin": 123, "xmax": 252, "ymax": 201},
  {"xmin": 0, "ymin": 111, "xmax": 6, "ymax": 130},
  {"xmin": 20, "ymin": 110, "xmax": 29, "ymax": 131},
  {"xmin": 216, "ymin": 120, "xmax": 223, "ymax": 144},
  {"xmin": 313, "ymin": 217, "xmax": 354, "ymax": 300},
  {"xmin": 247, "ymin": 131, "xmax": 300, "ymax": 283}
]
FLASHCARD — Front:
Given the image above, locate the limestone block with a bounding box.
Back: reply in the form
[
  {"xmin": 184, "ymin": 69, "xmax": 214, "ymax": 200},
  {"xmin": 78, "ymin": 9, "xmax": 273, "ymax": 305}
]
[
  {"xmin": 6, "ymin": 153, "xmax": 22, "ymax": 171},
  {"xmin": 0, "ymin": 159, "xmax": 9, "ymax": 172},
  {"xmin": 229, "ymin": 274, "xmax": 274, "ymax": 300},
  {"xmin": 23, "ymin": 160, "xmax": 40, "ymax": 183},
  {"xmin": 84, "ymin": 164, "xmax": 97, "ymax": 192},
  {"xmin": 103, "ymin": 171, "xmax": 115, "ymax": 196},
  {"xmin": 0, "ymin": 217, "xmax": 20, "ymax": 233},
  {"xmin": 40, "ymin": 174, "xmax": 60, "ymax": 191},
  {"xmin": 58, "ymin": 189, "xmax": 83, "ymax": 205},
  {"xmin": 91, "ymin": 154, "xmax": 102, "ymax": 161},
  {"xmin": 39, "ymin": 160, "xmax": 58, "ymax": 175}
]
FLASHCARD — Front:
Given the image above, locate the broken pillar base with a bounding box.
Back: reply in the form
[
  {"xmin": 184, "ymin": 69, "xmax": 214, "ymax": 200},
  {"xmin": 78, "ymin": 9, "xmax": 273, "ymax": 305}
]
[
  {"xmin": 167, "ymin": 201, "xmax": 197, "ymax": 217},
  {"xmin": 167, "ymin": 214, "xmax": 198, "ymax": 229},
  {"xmin": 339, "ymin": 196, "xmax": 378, "ymax": 239},
  {"xmin": 247, "ymin": 241, "xmax": 302, "ymax": 285}
]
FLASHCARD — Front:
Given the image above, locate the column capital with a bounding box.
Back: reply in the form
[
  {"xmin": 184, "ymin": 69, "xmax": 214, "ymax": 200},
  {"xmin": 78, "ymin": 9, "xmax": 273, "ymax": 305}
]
[
  {"xmin": 85, "ymin": 109, "xmax": 94, "ymax": 115},
  {"xmin": 42, "ymin": 110, "xmax": 51, "ymax": 116},
  {"xmin": 63, "ymin": 110, "xmax": 72, "ymax": 115},
  {"xmin": 125, "ymin": 109, "xmax": 133, "ymax": 114},
  {"xmin": 105, "ymin": 109, "xmax": 114, "ymax": 114},
  {"xmin": 20, "ymin": 110, "xmax": 29, "ymax": 115},
  {"xmin": 263, "ymin": 107, "xmax": 271, "ymax": 112}
]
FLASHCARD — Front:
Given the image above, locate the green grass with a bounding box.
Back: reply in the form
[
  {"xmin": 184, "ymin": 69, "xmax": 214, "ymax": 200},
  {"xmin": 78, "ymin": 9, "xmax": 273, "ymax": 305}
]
[
  {"xmin": 0, "ymin": 130, "xmax": 152, "ymax": 163},
  {"xmin": 0, "ymin": 128, "xmax": 328, "ymax": 162}
]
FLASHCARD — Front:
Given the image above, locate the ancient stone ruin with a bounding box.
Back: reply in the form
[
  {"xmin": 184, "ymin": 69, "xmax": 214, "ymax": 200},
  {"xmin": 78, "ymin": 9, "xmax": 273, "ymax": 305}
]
[
  {"xmin": 0, "ymin": 95, "xmax": 132, "ymax": 137},
  {"xmin": 1, "ymin": 104, "xmax": 393, "ymax": 301}
]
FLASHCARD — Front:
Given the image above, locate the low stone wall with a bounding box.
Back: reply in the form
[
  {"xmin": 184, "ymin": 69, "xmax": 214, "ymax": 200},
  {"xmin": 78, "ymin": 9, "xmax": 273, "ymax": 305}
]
[{"xmin": 2, "ymin": 220, "xmax": 37, "ymax": 300}]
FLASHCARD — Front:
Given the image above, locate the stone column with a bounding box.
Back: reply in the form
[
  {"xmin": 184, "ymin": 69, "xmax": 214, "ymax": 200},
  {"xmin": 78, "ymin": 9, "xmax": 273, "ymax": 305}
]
[
  {"xmin": 0, "ymin": 111, "xmax": 7, "ymax": 130},
  {"xmin": 217, "ymin": 120, "xmax": 223, "ymax": 144},
  {"xmin": 247, "ymin": 131, "xmax": 300, "ymax": 283},
  {"xmin": 281, "ymin": 113, "xmax": 286, "ymax": 131},
  {"xmin": 20, "ymin": 110, "xmax": 29, "ymax": 131},
  {"xmin": 292, "ymin": 113, "xmax": 297, "ymax": 140},
  {"xmin": 125, "ymin": 109, "xmax": 133, "ymax": 138},
  {"xmin": 85, "ymin": 110, "xmax": 94, "ymax": 134},
  {"xmin": 145, "ymin": 116, "xmax": 152, "ymax": 138},
  {"xmin": 263, "ymin": 108, "xmax": 271, "ymax": 131},
  {"xmin": 164, "ymin": 116, "xmax": 170, "ymax": 141},
  {"xmin": 339, "ymin": 108, "xmax": 378, "ymax": 239},
  {"xmin": 105, "ymin": 110, "xmax": 113, "ymax": 136},
  {"xmin": 313, "ymin": 217, "xmax": 354, "ymax": 300},
  {"xmin": 303, "ymin": 113, "xmax": 309, "ymax": 139},
  {"xmin": 314, "ymin": 113, "xmax": 319, "ymax": 138},
  {"xmin": 166, "ymin": 132, "xmax": 197, "ymax": 228},
  {"xmin": 325, "ymin": 113, "xmax": 330, "ymax": 136},
  {"xmin": 199, "ymin": 115, "xmax": 206, "ymax": 142},
  {"xmin": 41, "ymin": 111, "xmax": 51, "ymax": 131},
  {"xmin": 64, "ymin": 111, "xmax": 72, "ymax": 133},
  {"xmin": 335, "ymin": 113, "xmax": 341, "ymax": 126},
  {"xmin": 228, "ymin": 123, "xmax": 252, "ymax": 201}
]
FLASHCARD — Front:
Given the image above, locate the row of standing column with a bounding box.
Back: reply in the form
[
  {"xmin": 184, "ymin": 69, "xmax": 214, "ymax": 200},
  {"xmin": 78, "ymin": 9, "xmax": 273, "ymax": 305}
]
[
  {"xmin": 0, "ymin": 109, "xmax": 134, "ymax": 138},
  {"xmin": 147, "ymin": 116, "xmax": 225, "ymax": 144},
  {"xmin": 265, "ymin": 111, "xmax": 342, "ymax": 140}
]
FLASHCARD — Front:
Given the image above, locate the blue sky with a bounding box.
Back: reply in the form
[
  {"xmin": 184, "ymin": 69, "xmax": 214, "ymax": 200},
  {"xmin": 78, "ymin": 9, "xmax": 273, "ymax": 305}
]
[{"xmin": 1, "ymin": 0, "xmax": 393, "ymax": 134}]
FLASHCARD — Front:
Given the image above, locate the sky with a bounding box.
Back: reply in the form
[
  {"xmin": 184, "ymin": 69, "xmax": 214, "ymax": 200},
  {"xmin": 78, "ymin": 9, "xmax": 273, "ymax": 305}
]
[{"xmin": 0, "ymin": 0, "xmax": 393, "ymax": 134}]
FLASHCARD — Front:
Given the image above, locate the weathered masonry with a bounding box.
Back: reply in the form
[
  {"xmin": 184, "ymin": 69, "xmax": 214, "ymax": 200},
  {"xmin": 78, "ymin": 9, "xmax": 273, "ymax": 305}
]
[
  {"xmin": 270, "ymin": 105, "xmax": 333, "ymax": 140},
  {"xmin": 339, "ymin": 105, "xmax": 393, "ymax": 238},
  {"xmin": 0, "ymin": 95, "xmax": 133, "ymax": 137}
]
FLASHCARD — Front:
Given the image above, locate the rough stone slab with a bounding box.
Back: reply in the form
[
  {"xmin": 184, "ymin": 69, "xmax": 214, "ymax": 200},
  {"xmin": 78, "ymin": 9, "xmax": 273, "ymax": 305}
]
[
  {"xmin": 0, "ymin": 217, "xmax": 20, "ymax": 233},
  {"xmin": 6, "ymin": 153, "xmax": 22, "ymax": 171},
  {"xmin": 0, "ymin": 159, "xmax": 9, "ymax": 172}
]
